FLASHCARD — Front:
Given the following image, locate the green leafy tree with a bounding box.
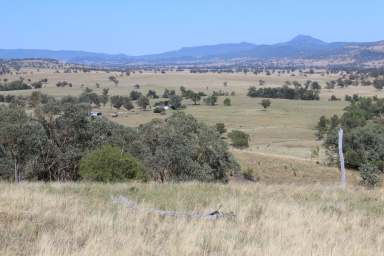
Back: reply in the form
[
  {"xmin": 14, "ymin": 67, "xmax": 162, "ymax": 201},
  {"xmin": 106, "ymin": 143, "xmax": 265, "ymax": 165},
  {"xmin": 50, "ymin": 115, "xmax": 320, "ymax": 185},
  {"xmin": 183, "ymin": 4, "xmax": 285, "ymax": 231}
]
[
  {"xmin": 223, "ymin": 98, "xmax": 231, "ymax": 106},
  {"xmin": 316, "ymin": 115, "xmax": 329, "ymax": 139},
  {"xmin": 110, "ymin": 95, "xmax": 123, "ymax": 109},
  {"xmin": 162, "ymin": 88, "xmax": 176, "ymax": 98},
  {"xmin": 100, "ymin": 88, "xmax": 109, "ymax": 107},
  {"xmin": 136, "ymin": 112, "xmax": 240, "ymax": 181},
  {"xmin": 204, "ymin": 95, "xmax": 218, "ymax": 106},
  {"xmin": 123, "ymin": 99, "xmax": 134, "ymax": 111},
  {"xmin": 322, "ymin": 97, "xmax": 384, "ymax": 175},
  {"xmin": 137, "ymin": 95, "xmax": 150, "ymax": 110},
  {"xmin": 260, "ymin": 99, "xmax": 271, "ymax": 110},
  {"xmin": 110, "ymin": 96, "xmax": 132, "ymax": 110},
  {"xmin": 0, "ymin": 106, "xmax": 46, "ymax": 182},
  {"xmin": 129, "ymin": 90, "xmax": 142, "ymax": 101},
  {"xmin": 146, "ymin": 90, "xmax": 159, "ymax": 99},
  {"xmin": 108, "ymin": 76, "xmax": 119, "ymax": 86},
  {"xmin": 373, "ymin": 79, "xmax": 384, "ymax": 90},
  {"xmin": 190, "ymin": 92, "xmax": 201, "ymax": 105},
  {"xmin": 169, "ymin": 95, "xmax": 183, "ymax": 109}
]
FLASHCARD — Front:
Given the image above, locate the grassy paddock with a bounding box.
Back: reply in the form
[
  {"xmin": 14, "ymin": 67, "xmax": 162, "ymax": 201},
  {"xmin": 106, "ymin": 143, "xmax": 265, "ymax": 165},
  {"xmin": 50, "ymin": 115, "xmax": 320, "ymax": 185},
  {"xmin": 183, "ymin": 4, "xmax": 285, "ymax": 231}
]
[
  {"xmin": 1, "ymin": 69, "xmax": 382, "ymax": 182},
  {"xmin": 4, "ymin": 70, "xmax": 382, "ymax": 159},
  {"xmin": 0, "ymin": 182, "xmax": 383, "ymax": 256}
]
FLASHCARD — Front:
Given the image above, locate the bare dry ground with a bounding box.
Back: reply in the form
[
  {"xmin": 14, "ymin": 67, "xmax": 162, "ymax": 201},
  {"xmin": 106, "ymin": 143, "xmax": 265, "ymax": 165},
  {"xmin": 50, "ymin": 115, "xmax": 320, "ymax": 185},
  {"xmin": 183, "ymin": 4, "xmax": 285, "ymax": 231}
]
[{"xmin": 0, "ymin": 182, "xmax": 383, "ymax": 256}]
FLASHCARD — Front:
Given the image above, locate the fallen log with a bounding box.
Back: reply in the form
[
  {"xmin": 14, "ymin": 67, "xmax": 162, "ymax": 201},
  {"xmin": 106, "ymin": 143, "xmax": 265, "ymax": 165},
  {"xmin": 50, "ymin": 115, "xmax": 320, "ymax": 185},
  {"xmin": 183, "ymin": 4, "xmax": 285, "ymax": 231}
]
[{"xmin": 111, "ymin": 195, "xmax": 235, "ymax": 220}]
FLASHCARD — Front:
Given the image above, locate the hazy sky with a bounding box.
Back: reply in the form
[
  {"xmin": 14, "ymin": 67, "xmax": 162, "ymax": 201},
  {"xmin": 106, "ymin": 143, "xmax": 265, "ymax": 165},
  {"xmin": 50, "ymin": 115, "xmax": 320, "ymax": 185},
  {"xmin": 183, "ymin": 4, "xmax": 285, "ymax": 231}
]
[{"xmin": 2, "ymin": 0, "xmax": 383, "ymax": 55}]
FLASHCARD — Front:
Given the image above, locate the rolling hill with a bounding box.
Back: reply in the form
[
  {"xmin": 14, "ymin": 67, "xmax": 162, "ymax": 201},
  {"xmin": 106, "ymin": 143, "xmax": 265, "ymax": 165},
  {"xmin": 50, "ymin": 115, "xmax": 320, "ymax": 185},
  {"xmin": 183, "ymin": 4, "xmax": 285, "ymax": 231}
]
[{"xmin": 1, "ymin": 35, "xmax": 384, "ymax": 66}]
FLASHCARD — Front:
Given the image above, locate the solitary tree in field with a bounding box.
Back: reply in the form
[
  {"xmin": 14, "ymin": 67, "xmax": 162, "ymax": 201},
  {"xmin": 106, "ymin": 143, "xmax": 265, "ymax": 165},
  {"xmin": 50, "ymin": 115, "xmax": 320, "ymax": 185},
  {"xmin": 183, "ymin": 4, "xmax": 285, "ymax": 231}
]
[
  {"xmin": 204, "ymin": 95, "xmax": 218, "ymax": 106},
  {"xmin": 100, "ymin": 88, "xmax": 109, "ymax": 107},
  {"xmin": 260, "ymin": 99, "xmax": 271, "ymax": 110},
  {"xmin": 146, "ymin": 90, "xmax": 159, "ymax": 99},
  {"xmin": 169, "ymin": 95, "xmax": 183, "ymax": 109},
  {"xmin": 223, "ymin": 98, "xmax": 231, "ymax": 106},
  {"xmin": 108, "ymin": 76, "xmax": 119, "ymax": 86},
  {"xmin": 110, "ymin": 96, "xmax": 123, "ymax": 109},
  {"xmin": 190, "ymin": 92, "xmax": 201, "ymax": 105},
  {"xmin": 373, "ymin": 79, "xmax": 384, "ymax": 90},
  {"xmin": 123, "ymin": 99, "xmax": 134, "ymax": 111},
  {"xmin": 137, "ymin": 95, "xmax": 150, "ymax": 110},
  {"xmin": 316, "ymin": 115, "xmax": 329, "ymax": 139}
]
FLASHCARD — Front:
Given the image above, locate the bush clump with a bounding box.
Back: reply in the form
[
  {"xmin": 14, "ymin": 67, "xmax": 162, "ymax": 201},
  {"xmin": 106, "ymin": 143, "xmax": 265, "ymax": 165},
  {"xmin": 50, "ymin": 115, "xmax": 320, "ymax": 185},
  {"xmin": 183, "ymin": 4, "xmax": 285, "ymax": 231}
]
[
  {"xmin": 359, "ymin": 164, "xmax": 380, "ymax": 187},
  {"xmin": 228, "ymin": 130, "xmax": 249, "ymax": 148},
  {"xmin": 79, "ymin": 145, "xmax": 147, "ymax": 182},
  {"xmin": 215, "ymin": 123, "xmax": 227, "ymax": 134},
  {"xmin": 136, "ymin": 112, "xmax": 240, "ymax": 182}
]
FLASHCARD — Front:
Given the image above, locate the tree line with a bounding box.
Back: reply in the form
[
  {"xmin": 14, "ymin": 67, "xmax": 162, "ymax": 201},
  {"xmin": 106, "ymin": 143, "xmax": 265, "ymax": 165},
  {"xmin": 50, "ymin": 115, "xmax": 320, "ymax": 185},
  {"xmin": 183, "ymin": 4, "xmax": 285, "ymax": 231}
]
[{"xmin": 247, "ymin": 81, "xmax": 321, "ymax": 100}]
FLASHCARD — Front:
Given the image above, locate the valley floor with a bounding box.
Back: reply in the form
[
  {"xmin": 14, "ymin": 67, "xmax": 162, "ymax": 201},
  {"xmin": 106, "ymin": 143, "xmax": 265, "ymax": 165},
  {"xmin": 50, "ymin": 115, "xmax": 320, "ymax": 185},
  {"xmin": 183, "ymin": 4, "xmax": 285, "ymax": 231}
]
[{"xmin": 1, "ymin": 182, "xmax": 383, "ymax": 256}]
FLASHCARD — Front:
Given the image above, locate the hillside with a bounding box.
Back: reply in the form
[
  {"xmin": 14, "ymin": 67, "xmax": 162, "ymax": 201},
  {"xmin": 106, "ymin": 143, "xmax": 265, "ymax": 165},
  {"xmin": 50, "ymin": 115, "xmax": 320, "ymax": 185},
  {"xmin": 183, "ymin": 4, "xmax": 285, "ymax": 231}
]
[{"xmin": 1, "ymin": 35, "xmax": 384, "ymax": 67}]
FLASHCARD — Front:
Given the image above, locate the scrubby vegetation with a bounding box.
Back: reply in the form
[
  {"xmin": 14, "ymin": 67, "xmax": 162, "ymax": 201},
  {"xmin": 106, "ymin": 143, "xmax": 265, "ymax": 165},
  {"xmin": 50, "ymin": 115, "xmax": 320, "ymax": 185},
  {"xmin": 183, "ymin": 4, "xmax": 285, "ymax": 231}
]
[
  {"xmin": 317, "ymin": 96, "xmax": 384, "ymax": 185},
  {"xmin": 0, "ymin": 79, "xmax": 32, "ymax": 91},
  {"xmin": 228, "ymin": 130, "xmax": 250, "ymax": 148},
  {"xmin": 0, "ymin": 101, "xmax": 239, "ymax": 182}
]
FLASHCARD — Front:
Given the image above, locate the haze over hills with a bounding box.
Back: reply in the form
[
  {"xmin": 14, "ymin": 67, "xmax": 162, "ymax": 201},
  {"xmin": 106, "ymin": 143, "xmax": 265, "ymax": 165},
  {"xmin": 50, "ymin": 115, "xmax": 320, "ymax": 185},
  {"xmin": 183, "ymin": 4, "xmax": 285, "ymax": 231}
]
[{"xmin": 1, "ymin": 35, "xmax": 384, "ymax": 67}]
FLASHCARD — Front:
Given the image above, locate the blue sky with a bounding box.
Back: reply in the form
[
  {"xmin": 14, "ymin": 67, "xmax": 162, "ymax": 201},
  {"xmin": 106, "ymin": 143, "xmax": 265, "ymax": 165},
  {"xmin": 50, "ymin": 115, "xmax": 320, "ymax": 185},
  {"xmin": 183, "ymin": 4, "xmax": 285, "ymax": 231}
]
[{"xmin": 2, "ymin": 0, "xmax": 383, "ymax": 55}]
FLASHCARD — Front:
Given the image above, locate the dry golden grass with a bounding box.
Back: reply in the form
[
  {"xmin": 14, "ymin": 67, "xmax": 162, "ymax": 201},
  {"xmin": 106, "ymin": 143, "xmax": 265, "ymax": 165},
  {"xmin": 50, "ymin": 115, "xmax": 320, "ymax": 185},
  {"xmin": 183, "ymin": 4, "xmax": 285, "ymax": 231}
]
[
  {"xmin": 1, "ymin": 182, "xmax": 383, "ymax": 256},
  {"xmin": 232, "ymin": 150, "xmax": 360, "ymax": 185}
]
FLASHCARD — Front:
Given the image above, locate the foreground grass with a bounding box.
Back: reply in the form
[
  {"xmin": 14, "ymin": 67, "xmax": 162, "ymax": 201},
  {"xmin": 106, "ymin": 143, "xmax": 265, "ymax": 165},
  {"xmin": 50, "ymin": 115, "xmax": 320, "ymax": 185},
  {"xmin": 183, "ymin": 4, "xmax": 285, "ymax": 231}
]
[{"xmin": 1, "ymin": 182, "xmax": 383, "ymax": 255}]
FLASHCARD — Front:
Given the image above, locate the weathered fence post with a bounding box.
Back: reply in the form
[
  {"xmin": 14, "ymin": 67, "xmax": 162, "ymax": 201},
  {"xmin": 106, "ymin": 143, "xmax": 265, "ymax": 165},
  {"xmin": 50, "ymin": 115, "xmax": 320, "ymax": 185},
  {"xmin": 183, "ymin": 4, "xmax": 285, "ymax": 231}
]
[{"xmin": 338, "ymin": 128, "xmax": 346, "ymax": 189}]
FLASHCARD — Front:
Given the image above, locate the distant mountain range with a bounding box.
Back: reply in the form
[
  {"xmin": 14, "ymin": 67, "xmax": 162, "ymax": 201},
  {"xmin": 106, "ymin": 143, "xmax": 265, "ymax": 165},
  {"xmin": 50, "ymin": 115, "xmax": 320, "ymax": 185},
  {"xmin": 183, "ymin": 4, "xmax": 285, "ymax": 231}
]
[{"xmin": 1, "ymin": 35, "xmax": 384, "ymax": 67}]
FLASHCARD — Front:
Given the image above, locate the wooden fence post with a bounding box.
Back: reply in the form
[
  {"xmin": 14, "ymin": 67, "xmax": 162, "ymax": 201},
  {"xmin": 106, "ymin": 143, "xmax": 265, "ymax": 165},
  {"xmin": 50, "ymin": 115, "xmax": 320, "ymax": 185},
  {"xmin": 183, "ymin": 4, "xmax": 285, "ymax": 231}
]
[{"xmin": 338, "ymin": 128, "xmax": 346, "ymax": 188}]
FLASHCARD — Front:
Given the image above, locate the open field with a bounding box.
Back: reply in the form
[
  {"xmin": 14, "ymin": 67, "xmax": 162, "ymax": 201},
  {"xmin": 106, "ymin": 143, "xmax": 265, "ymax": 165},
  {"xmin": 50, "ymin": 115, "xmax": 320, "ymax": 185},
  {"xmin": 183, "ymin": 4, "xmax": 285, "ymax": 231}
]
[
  {"xmin": 0, "ymin": 182, "xmax": 383, "ymax": 256},
  {"xmin": 2, "ymin": 69, "xmax": 383, "ymax": 184}
]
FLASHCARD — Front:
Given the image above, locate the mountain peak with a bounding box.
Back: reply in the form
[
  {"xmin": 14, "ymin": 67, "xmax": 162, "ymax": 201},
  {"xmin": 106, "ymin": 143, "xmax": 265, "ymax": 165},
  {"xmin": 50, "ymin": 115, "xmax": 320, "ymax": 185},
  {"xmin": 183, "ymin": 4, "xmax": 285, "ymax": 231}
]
[{"xmin": 287, "ymin": 35, "xmax": 326, "ymax": 46}]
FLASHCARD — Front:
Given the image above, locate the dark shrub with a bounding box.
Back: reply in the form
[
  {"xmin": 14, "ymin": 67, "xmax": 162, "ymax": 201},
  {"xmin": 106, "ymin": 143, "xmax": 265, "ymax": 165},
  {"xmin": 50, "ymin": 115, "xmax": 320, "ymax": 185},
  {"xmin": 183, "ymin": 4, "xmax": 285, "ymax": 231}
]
[
  {"xmin": 228, "ymin": 130, "xmax": 249, "ymax": 148},
  {"xmin": 223, "ymin": 98, "xmax": 231, "ymax": 106},
  {"xmin": 204, "ymin": 95, "xmax": 218, "ymax": 106},
  {"xmin": 359, "ymin": 164, "xmax": 380, "ymax": 187},
  {"xmin": 79, "ymin": 145, "xmax": 146, "ymax": 182},
  {"xmin": 260, "ymin": 99, "xmax": 271, "ymax": 110}
]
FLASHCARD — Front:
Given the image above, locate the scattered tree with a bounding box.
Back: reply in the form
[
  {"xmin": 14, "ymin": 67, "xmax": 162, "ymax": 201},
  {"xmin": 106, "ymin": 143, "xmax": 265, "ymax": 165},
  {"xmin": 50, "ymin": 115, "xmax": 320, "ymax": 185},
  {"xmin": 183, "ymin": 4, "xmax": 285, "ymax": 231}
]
[
  {"xmin": 260, "ymin": 99, "xmax": 271, "ymax": 110},
  {"xmin": 223, "ymin": 98, "xmax": 231, "ymax": 106},
  {"xmin": 137, "ymin": 95, "xmax": 150, "ymax": 110}
]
